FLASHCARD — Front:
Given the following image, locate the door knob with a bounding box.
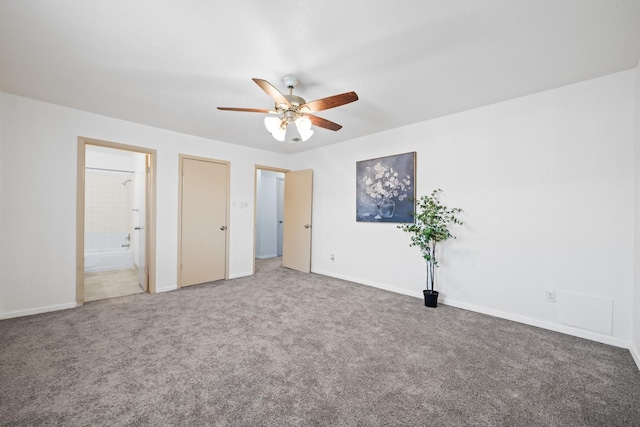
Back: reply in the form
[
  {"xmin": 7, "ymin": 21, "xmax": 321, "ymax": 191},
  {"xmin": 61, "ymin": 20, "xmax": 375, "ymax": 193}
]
[
  {"xmin": 134, "ymin": 227, "xmax": 144, "ymax": 230},
  {"xmin": 220, "ymin": 226, "xmax": 227, "ymax": 231},
  {"xmin": 304, "ymin": 224, "xmax": 311, "ymax": 229}
]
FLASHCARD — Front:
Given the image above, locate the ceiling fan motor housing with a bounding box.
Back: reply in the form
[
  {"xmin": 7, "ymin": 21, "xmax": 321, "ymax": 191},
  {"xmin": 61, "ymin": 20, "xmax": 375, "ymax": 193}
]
[
  {"xmin": 284, "ymin": 94, "xmax": 306, "ymax": 107},
  {"xmin": 278, "ymin": 94, "xmax": 307, "ymax": 125}
]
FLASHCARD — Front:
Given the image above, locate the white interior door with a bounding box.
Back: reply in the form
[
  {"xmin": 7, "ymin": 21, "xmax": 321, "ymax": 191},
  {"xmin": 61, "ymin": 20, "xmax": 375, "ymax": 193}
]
[
  {"xmin": 180, "ymin": 158, "xmax": 228, "ymax": 286},
  {"xmin": 135, "ymin": 154, "xmax": 149, "ymax": 291},
  {"xmin": 276, "ymin": 177, "xmax": 284, "ymax": 257},
  {"xmin": 282, "ymin": 169, "xmax": 313, "ymax": 273}
]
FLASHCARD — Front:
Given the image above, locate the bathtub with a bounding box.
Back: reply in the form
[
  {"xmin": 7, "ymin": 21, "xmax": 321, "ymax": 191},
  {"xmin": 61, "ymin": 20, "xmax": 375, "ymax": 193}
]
[{"xmin": 84, "ymin": 247, "xmax": 134, "ymax": 273}]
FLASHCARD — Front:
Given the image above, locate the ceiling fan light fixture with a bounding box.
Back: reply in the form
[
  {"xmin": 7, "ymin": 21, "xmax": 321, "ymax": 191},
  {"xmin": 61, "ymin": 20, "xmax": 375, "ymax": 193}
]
[
  {"xmin": 298, "ymin": 128, "xmax": 314, "ymax": 142},
  {"xmin": 264, "ymin": 116, "xmax": 286, "ymax": 141},
  {"xmin": 295, "ymin": 116, "xmax": 314, "ymax": 141},
  {"xmin": 219, "ymin": 76, "xmax": 358, "ymax": 143}
]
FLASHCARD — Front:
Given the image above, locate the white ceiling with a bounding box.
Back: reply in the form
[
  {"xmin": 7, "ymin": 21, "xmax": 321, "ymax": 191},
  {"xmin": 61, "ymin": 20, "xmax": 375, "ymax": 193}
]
[{"xmin": 1, "ymin": 1, "xmax": 640, "ymax": 154}]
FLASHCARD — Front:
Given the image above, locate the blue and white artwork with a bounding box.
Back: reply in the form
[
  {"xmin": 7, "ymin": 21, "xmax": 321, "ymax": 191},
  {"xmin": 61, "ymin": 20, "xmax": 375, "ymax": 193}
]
[{"xmin": 356, "ymin": 152, "xmax": 415, "ymax": 223}]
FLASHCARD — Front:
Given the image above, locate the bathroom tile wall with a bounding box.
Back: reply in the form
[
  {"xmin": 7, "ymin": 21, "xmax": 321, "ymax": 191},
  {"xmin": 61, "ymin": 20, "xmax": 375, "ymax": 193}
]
[{"xmin": 85, "ymin": 170, "xmax": 134, "ymax": 250}]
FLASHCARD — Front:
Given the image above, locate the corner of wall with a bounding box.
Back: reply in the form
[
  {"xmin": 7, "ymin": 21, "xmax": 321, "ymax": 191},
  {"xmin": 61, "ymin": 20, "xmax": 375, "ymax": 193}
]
[
  {"xmin": 632, "ymin": 343, "xmax": 640, "ymax": 371},
  {"xmin": 634, "ymin": 59, "xmax": 640, "ymax": 370},
  {"xmin": 0, "ymin": 90, "xmax": 5, "ymax": 316}
]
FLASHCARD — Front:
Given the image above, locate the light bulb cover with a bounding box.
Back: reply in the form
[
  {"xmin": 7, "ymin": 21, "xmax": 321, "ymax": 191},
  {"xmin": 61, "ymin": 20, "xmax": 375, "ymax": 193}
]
[
  {"xmin": 264, "ymin": 116, "xmax": 286, "ymax": 141},
  {"xmin": 264, "ymin": 116, "xmax": 281, "ymax": 133},
  {"xmin": 298, "ymin": 128, "xmax": 313, "ymax": 141},
  {"xmin": 295, "ymin": 116, "xmax": 314, "ymax": 141},
  {"xmin": 295, "ymin": 116, "xmax": 312, "ymax": 131}
]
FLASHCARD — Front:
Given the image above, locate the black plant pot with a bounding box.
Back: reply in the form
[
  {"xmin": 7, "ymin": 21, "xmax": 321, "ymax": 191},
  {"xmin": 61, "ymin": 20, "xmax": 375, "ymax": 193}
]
[{"xmin": 423, "ymin": 290, "xmax": 439, "ymax": 308}]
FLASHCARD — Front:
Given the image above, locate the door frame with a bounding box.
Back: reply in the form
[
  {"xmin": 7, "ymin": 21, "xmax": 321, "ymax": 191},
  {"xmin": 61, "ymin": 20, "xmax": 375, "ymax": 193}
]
[
  {"xmin": 253, "ymin": 165, "xmax": 289, "ymax": 275},
  {"xmin": 178, "ymin": 154, "xmax": 231, "ymax": 287},
  {"xmin": 76, "ymin": 137, "xmax": 157, "ymax": 305}
]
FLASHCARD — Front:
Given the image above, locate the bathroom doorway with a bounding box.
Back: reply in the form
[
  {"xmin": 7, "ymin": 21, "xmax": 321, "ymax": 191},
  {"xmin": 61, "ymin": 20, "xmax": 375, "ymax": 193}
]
[{"xmin": 76, "ymin": 137, "xmax": 157, "ymax": 305}]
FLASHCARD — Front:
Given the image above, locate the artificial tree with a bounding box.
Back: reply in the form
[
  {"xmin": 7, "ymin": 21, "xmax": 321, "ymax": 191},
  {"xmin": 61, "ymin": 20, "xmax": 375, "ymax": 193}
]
[{"xmin": 398, "ymin": 189, "xmax": 462, "ymax": 306}]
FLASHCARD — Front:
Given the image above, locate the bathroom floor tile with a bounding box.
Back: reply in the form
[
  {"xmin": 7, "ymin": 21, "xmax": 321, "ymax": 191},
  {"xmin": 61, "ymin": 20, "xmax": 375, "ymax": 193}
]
[{"xmin": 84, "ymin": 268, "xmax": 143, "ymax": 302}]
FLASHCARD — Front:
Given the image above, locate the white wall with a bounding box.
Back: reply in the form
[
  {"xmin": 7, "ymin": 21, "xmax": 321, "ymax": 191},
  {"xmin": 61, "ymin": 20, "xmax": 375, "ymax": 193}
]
[
  {"xmin": 292, "ymin": 70, "xmax": 636, "ymax": 347},
  {"xmin": 0, "ymin": 93, "xmax": 288, "ymax": 318},
  {"xmin": 633, "ymin": 61, "xmax": 640, "ymax": 368}
]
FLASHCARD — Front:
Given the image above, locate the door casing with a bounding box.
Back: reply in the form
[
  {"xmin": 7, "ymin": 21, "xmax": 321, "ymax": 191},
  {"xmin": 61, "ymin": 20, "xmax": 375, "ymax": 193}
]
[{"xmin": 76, "ymin": 137, "xmax": 157, "ymax": 305}]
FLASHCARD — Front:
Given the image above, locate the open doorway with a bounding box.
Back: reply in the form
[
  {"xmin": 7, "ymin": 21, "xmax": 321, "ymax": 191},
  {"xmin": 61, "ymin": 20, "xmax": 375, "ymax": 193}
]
[
  {"xmin": 254, "ymin": 166, "xmax": 287, "ymax": 273},
  {"xmin": 76, "ymin": 137, "xmax": 157, "ymax": 305},
  {"xmin": 255, "ymin": 169, "xmax": 285, "ymax": 260},
  {"xmin": 254, "ymin": 165, "xmax": 314, "ymax": 274}
]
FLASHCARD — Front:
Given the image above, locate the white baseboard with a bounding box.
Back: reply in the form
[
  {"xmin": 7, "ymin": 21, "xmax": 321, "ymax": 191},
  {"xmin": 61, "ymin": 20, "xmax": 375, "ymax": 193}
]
[
  {"xmin": 440, "ymin": 297, "xmax": 630, "ymax": 349},
  {"xmin": 631, "ymin": 344, "xmax": 640, "ymax": 371},
  {"xmin": 255, "ymin": 254, "xmax": 278, "ymax": 260},
  {"xmin": 0, "ymin": 302, "xmax": 77, "ymax": 320},
  {"xmin": 312, "ymin": 269, "xmax": 632, "ymax": 350},
  {"xmin": 3, "ymin": 271, "xmax": 637, "ymax": 373},
  {"xmin": 312, "ymin": 269, "xmax": 424, "ymax": 300}
]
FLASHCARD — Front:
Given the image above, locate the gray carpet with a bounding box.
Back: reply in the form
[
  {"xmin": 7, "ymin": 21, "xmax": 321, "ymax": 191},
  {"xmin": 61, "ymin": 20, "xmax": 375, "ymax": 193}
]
[{"xmin": 1, "ymin": 258, "xmax": 639, "ymax": 426}]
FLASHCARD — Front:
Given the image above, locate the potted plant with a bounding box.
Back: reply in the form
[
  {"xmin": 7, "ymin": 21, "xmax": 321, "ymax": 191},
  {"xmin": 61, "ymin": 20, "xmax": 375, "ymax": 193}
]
[{"xmin": 398, "ymin": 189, "xmax": 462, "ymax": 307}]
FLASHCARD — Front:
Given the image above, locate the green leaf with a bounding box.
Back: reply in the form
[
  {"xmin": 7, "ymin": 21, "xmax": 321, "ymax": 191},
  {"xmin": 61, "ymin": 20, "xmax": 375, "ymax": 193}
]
[{"xmin": 397, "ymin": 189, "xmax": 463, "ymax": 288}]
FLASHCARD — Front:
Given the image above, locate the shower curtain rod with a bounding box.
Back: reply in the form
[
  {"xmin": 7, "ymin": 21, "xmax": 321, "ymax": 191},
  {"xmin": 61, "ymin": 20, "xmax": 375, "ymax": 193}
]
[{"xmin": 86, "ymin": 167, "xmax": 135, "ymax": 174}]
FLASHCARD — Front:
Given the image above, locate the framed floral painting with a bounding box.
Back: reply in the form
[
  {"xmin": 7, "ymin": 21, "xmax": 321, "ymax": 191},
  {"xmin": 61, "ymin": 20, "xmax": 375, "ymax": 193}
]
[{"xmin": 356, "ymin": 152, "xmax": 415, "ymax": 222}]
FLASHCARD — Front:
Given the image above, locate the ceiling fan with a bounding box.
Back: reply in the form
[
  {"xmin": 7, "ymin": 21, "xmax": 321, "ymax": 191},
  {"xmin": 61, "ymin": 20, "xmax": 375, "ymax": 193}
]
[{"xmin": 217, "ymin": 76, "xmax": 358, "ymax": 142}]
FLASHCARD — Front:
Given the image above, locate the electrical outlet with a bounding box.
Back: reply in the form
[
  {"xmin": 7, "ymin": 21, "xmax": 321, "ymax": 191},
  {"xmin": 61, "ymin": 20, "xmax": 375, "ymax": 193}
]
[{"xmin": 546, "ymin": 290, "xmax": 556, "ymax": 303}]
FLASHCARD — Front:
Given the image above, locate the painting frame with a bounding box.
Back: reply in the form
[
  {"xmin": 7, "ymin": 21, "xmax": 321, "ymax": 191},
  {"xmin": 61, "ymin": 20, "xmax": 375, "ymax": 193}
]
[{"xmin": 356, "ymin": 152, "xmax": 416, "ymax": 223}]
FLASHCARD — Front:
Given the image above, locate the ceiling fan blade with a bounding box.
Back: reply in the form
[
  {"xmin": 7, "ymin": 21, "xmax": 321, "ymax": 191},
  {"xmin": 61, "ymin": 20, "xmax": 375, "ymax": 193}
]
[
  {"xmin": 307, "ymin": 115, "xmax": 343, "ymax": 131},
  {"xmin": 217, "ymin": 107, "xmax": 275, "ymax": 113},
  {"xmin": 300, "ymin": 91, "xmax": 358, "ymax": 113},
  {"xmin": 252, "ymin": 78, "xmax": 291, "ymax": 106}
]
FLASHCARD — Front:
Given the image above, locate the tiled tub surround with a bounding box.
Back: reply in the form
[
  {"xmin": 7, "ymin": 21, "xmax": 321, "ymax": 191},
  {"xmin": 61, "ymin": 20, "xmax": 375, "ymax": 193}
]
[{"xmin": 84, "ymin": 168, "xmax": 135, "ymax": 273}]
